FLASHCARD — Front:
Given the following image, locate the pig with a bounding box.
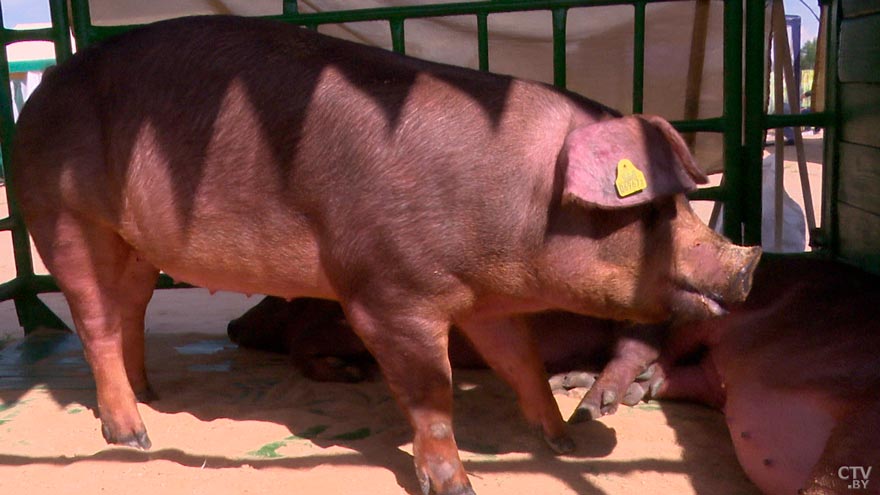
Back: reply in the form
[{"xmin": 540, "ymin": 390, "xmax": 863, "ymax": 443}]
[
  {"xmin": 11, "ymin": 15, "xmax": 759, "ymax": 495},
  {"xmin": 630, "ymin": 256, "xmax": 880, "ymax": 495},
  {"xmin": 228, "ymin": 296, "xmax": 663, "ymax": 419}
]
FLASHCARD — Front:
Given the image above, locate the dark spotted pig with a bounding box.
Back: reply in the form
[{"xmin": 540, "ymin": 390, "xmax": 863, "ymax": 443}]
[
  {"xmin": 643, "ymin": 257, "xmax": 880, "ymax": 495},
  {"xmin": 11, "ymin": 15, "xmax": 759, "ymax": 495}
]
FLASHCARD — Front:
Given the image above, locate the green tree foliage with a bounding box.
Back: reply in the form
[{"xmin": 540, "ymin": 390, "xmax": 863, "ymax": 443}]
[{"xmin": 801, "ymin": 38, "xmax": 817, "ymax": 69}]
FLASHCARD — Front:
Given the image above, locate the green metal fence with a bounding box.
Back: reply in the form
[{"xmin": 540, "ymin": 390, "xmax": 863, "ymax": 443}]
[{"xmin": 0, "ymin": 0, "xmax": 835, "ymax": 333}]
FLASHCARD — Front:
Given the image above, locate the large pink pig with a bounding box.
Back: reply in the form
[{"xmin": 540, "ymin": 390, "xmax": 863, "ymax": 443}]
[{"xmin": 12, "ymin": 16, "xmax": 758, "ymax": 495}]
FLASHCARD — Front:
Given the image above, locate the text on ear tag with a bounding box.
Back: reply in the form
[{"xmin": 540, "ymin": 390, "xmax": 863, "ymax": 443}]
[{"xmin": 615, "ymin": 159, "xmax": 647, "ymax": 198}]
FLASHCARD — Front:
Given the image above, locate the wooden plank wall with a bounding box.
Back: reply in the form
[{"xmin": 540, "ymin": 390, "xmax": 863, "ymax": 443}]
[{"xmin": 836, "ymin": 0, "xmax": 880, "ymax": 273}]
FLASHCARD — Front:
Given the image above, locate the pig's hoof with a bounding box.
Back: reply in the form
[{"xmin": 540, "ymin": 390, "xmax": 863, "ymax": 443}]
[
  {"xmin": 601, "ymin": 389, "xmax": 616, "ymax": 408},
  {"xmin": 622, "ymin": 382, "xmax": 648, "ymax": 406},
  {"xmin": 648, "ymin": 377, "xmax": 664, "ymax": 399},
  {"xmin": 543, "ymin": 432, "xmax": 576, "ymax": 455},
  {"xmin": 416, "ymin": 470, "xmax": 475, "ymax": 495},
  {"xmin": 549, "ymin": 371, "xmax": 596, "ymax": 391},
  {"xmin": 568, "ymin": 403, "xmax": 602, "ymax": 423},
  {"xmin": 635, "ymin": 363, "xmax": 658, "ymax": 382},
  {"xmin": 101, "ymin": 423, "xmax": 152, "ymax": 450}
]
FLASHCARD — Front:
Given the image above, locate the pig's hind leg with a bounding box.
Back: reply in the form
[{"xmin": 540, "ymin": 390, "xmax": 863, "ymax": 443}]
[
  {"xmin": 343, "ymin": 300, "xmax": 474, "ymax": 495},
  {"xmin": 457, "ymin": 317, "xmax": 573, "ymax": 454},
  {"xmin": 27, "ymin": 210, "xmax": 159, "ymax": 448}
]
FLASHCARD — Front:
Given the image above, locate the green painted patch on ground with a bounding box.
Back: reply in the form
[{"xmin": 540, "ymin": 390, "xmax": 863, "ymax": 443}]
[
  {"xmin": 636, "ymin": 401, "xmax": 662, "ymax": 411},
  {"xmin": 247, "ymin": 440, "xmax": 287, "ymax": 458}
]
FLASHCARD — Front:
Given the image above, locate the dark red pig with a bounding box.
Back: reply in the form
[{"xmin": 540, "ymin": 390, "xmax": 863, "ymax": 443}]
[
  {"xmin": 640, "ymin": 256, "xmax": 880, "ymax": 495},
  {"xmin": 228, "ymin": 296, "xmax": 663, "ymax": 419},
  {"xmin": 11, "ymin": 15, "xmax": 759, "ymax": 495}
]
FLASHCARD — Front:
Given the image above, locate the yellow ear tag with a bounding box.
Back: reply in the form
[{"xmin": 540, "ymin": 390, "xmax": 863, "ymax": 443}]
[{"xmin": 615, "ymin": 159, "xmax": 648, "ymax": 198}]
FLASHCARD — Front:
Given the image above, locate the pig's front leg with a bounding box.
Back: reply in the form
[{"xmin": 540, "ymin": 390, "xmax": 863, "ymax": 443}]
[
  {"xmin": 569, "ymin": 326, "xmax": 661, "ymax": 423},
  {"xmin": 457, "ymin": 317, "xmax": 574, "ymax": 455},
  {"xmin": 343, "ymin": 300, "xmax": 473, "ymax": 495}
]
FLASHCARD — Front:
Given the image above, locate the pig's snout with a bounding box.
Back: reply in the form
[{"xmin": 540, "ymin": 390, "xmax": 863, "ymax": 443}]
[
  {"xmin": 673, "ymin": 244, "xmax": 761, "ymax": 321},
  {"xmin": 730, "ymin": 246, "xmax": 761, "ymax": 304}
]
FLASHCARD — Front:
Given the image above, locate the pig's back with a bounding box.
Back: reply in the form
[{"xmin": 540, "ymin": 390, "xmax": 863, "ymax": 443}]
[{"xmin": 12, "ymin": 15, "xmax": 603, "ymax": 298}]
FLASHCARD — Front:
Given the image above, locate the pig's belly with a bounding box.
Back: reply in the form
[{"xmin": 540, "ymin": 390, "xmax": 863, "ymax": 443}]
[
  {"xmin": 121, "ymin": 215, "xmax": 337, "ymax": 300},
  {"xmin": 724, "ymin": 382, "xmax": 835, "ymax": 495}
]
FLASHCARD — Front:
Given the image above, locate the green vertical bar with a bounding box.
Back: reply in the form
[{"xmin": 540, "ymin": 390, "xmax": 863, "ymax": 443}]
[
  {"xmin": 0, "ymin": 4, "xmax": 69, "ymax": 332},
  {"xmin": 822, "ymin": 0, "xmax": 841, "ymax": 256},
  {"xmin": 739, "ymin": 0, "xmax": 765, "ymax": 246},
  {"xmin": 721, "ymin": 0, "xmax": 747, "ymax": 244},
  {"xmin": 551, "ymin": 8, "xmax": 568, "ymax": 89},
  {"xmin": 70, "ymin": 0, "xmax": 94, "ymax": 49},
  {"xmin": 390, "ymin": 18, "xmax": 405, "ymax": 55},
  {"xmin": 283, "ymin": 0, "xmax": 299, "ymax": 15},
  {"xmin": 48, "ymin": 0, "xmax": 73, "ymax": 63},
  {"xmin": 632, "ymin": 0, "xmax": 646, "ymax": 114},
  {"xmin": 0, "ymin": 5, "xmax": 31, "ymax": 278},
  {"xmin": 477, "ymin": 13, "xmax": 489, "ymax": 72}
]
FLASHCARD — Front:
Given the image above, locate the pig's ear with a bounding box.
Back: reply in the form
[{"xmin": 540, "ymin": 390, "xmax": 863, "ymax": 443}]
[{"xmin": 561, "ymin": 115, "xmax": 708, "ymax": 209}]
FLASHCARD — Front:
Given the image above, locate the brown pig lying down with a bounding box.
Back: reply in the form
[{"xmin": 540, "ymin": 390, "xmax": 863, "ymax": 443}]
[
  {"xmin": 12, "ymin": 15, "xmax": 759, "ymax": 495},
  {"xmin": 228, "ymin": 256, "xmax": 880, "ymax": 495}
]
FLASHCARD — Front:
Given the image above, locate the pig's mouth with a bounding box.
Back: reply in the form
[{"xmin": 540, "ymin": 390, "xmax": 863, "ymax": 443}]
[{"xmin": 671, "ymin": 282, "xmax": 728, "ymax": 320}]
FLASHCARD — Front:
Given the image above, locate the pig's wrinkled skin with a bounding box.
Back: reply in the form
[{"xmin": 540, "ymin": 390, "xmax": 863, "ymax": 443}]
[
  {"xmin": 11, "ymin": 15, "xmax": 759, "ymax": 495},
  {"xmin": 643, "ymin": 256, "xmax": 880, "ymax": 495}
]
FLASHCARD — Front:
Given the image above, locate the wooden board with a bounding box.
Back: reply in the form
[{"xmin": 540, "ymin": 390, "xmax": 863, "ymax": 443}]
[
  {"xmin": 838, "ymin": 203, "xmax": 880, "ymax": 276},
  {"xmin": 839, "ymin": 142, "xmax": 880, "ymax": 215},
  {"xmin": 838, "ymin": 16, "xmax": 880, "ymax": 83},
  {"xmin": 842, "ymin": 0, "xmax": 880, "ymax": 18},
  {"xmin": 840, "ymin": 83, "xmax": 880, "ymax": 148}
]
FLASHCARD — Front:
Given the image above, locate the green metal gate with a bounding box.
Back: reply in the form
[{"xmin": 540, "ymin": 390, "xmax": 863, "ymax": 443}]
[{"xmin": 0, "ymin": 0, "xmax": 836, "ymax": 333}]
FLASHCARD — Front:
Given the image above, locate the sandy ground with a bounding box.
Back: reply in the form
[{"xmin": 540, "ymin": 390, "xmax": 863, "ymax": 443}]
[{"xmin": 0, "ymin": 134, "xmax": 823, "ymax": 494}]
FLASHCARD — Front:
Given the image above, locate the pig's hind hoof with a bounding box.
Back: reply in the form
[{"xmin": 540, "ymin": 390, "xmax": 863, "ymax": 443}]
[
  {"xmin": 101, "ymin": 423, "xmax": 152, "ymax": 450},
  {"xmin": 543, "ymin": 432, "xmax": 576, "ymax": 455}
]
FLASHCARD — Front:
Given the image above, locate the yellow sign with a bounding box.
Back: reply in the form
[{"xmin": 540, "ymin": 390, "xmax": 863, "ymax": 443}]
[{"xmin": 615, "ymin": 159, "xmax": 647, "ymax": 198}]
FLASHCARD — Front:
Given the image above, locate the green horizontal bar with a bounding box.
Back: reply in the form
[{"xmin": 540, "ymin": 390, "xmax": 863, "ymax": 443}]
[
  {"xmin": 88, "ymin": 24, "xmax": 146, "ymax": 43},
  {"xmin": 8, "ymin": 273, "xmax": 195, "ymax": 297},
  {"xmin": 0, "ymin": 216, "xmax": 16, "ymax": 231},
  {"xmin": 86, "ymin": 0, "xmax": 685, "ymax": 44},
  {"xmin": 29, "ymin": 274, "xmax": 60, "ymax": 293},
  {"xmin": 9, "ymin": 58, "xmax": 55, "ymax": 74},
  {"xmin": 668, "ymin": 117, "xmax": 726, "ymax": 133},
  {"xmin": 0, "ymin": 27, "xmax": 55, "ymax": 44},
  {"xmin": 763, "ymin": 112, "xmax": 828, "ymax": 129},
  {"xmin": 687, "ymin": 186, "xmax": 725, "ymax": 202},
  {"xmin": 0, "ymin": 276, "xmax": 23, "ymax": 301},
  {"xmin": 268, "ymin": 0, "xmax": 680, "ymax": 26}
]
